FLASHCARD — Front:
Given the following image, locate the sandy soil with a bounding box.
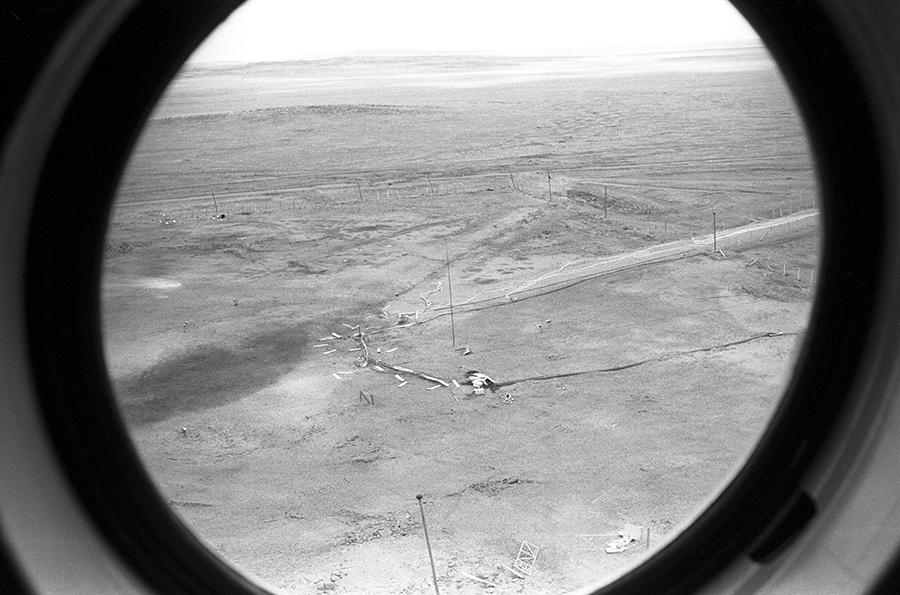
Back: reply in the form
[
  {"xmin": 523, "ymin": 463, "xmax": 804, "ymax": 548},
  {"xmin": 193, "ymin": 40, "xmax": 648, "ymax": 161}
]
[
  {"xmin": 101, "ymin": 49, "xmax": 818, "ymax": 594},
  {"xmin": 102, "ymin": 187, "xmax": 815, "ymax": 594}
]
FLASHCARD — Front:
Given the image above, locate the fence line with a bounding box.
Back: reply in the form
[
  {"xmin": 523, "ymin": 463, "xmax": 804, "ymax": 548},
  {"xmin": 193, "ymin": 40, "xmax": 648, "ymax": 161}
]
[{"xmin": 125, "ymin": 166, "xmax": 819, "ymax": 252}]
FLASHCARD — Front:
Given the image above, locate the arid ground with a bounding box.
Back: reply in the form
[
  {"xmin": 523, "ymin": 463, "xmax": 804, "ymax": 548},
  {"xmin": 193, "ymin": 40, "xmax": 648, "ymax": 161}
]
[{"xmin": 102, "ymin": 45, "xmax": 819, "ymax": 594}]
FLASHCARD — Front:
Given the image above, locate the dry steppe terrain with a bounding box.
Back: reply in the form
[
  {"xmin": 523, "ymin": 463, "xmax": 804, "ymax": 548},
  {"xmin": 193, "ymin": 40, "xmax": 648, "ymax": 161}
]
[{"xmin": 103, "ymin": 45, "xmax": 818, "ymax": 594}]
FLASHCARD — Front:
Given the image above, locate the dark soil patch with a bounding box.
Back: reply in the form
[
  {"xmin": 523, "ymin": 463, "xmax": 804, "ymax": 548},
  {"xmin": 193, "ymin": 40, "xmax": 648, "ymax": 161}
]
[
  {"xmin": 466, "ymin": 477, "xmax": 535, "ymax": 496},
  {"xmin": 287, "ymin": 261, "xmax": 328, "ymax": 274},
  {"xmin": 116, "ymin": 323, "xmax": 312, "ymax": 425}
]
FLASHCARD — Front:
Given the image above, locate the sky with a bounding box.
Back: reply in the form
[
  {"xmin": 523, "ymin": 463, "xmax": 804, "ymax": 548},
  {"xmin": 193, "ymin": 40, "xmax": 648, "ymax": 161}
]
[{"xmin": 189, "ymin": 0, "xmax": 760, "ymax": 62}]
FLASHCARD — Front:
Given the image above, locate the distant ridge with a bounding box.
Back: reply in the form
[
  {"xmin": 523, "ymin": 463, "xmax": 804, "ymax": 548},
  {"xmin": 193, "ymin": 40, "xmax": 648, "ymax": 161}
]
[{"xmin": 186, "ymin": 39, "xmax": 765, "ymax": 67}]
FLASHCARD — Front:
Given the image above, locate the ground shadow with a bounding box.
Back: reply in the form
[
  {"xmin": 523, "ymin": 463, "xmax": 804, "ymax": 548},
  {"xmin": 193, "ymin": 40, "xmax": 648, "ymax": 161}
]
[{"xmin": 115, "ymin": 323, "xmax": 311, "ymax": 425}]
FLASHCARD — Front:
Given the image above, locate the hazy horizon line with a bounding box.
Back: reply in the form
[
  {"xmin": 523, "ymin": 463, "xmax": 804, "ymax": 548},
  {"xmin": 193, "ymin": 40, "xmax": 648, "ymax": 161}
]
[{"xmin": 187, "ymin": 38, "xmax": 765, "ymax": 66}]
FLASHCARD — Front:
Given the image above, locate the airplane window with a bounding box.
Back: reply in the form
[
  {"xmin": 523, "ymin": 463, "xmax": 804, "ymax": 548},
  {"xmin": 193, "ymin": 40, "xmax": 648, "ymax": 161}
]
[{"xmin": 100, "ymin": 1, "xmax": 819, "ymax": 592}]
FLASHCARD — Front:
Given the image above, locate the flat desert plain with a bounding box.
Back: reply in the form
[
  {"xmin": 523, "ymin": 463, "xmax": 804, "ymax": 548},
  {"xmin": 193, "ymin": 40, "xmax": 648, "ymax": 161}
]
[{"xmin": 103, "ymin": 45, "xmax": 819, "ymax": 594}]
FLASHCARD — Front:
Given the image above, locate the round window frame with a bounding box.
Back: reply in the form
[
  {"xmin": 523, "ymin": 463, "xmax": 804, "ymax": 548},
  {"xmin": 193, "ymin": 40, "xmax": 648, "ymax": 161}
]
[{"xmin": 13, "ymin": 1, "xmax": 891, "ymax": 594}]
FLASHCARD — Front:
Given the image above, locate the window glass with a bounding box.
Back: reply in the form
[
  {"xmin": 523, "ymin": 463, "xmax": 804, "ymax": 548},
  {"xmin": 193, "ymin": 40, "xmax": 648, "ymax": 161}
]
[{"xmin": 102, "ymin": 1, "xmax": 818, "ymax": 592}]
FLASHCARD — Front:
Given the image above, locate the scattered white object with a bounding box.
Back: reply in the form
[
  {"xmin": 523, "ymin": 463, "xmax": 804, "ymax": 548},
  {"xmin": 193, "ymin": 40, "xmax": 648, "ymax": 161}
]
[
  {"xmin": 426, "ymin": 385, "xmax": 441, "ymax": 390},
  {"xmin": 394, "ymin": 374, "xmax": 405, "ymax": 382},
  {"xmin": 473, "ymin": 388, "xmax": 486, "ymax": 396},
  {"xmin": 318, "ymin": 337, "xmax": 333, "ymax": 341},
  {"xmin": 421, "ymin": 375, "xmax": 449, "ymax": 387},
  {"xmin": 500, "ymin": 563, "xmax": 526, "ymax": 579},
  {"xmin": 452, "ymin": 380, "xmax": 460, "ymax": 388},
  {"xmin": 313, "ymin": 344, "xmax": 328, "ymax": 348},
  {"xmin": 605, "ymin": 524, "xmax": 643, "ymax": 554},
  {"xmin": 466, "ymin": 371, "xmax": 496, "ymax": 388},
  {"xmin": 373, "ymin": 365, "xmax": 385, "ymax": 372},
  {"xmin": 332, "ymin": 373, "xmax": 341, "ymax": 380},
  {"xmin": 398, "ymin": 381, "xmax": 407, "ymax": 388},
  {"xmin": 460, "ymin": 572, "xmax": 499, "ymax": 588},
  {"xmin": 348, "ymin": 347, "xmax": 362, "ymax": 352},
  {"xmin": 322, "ymin": 349, "xmax": 336, "ymax": 355},
  {"xmin": 513, "ymin": 541, "xmax": 539, "ymax": 576},
  {"xmin": 385, "ymin": 348, "xmax": 398, "ymax": 353},
  {"xmin": 331, "ymin": 332, "xmax": 342, "ymax": 338}
]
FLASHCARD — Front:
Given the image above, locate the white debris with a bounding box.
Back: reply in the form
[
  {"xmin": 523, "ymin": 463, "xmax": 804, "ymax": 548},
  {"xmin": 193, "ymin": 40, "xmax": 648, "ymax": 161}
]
[
  {"xmin": 420, "ymin": 374, "xmax": 449, "ymax": 387},
  {"xmin": 605, "ymin": 524, "xmax": 643, "ymax": 554},
  {"xmin": 466, "ymin": 371, "xmax": 496, "ymax": 389}
]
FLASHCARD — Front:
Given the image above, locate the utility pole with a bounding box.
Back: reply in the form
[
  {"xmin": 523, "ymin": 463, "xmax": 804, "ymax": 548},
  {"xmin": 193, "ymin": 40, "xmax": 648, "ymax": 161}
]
[
  {"xmin": 713, "ymin": 211, "xmax": 717, "ymax": 252},
  {"xmin": 356, "ymin": 180, "xmax": 363, "ymax": 202},
  {"xmin": 507, "ymin": 166, "xmax": 516, "ymax": 190},
  {"xmin": 417, "ymin": 494, "xmax": 440, "ymax": 595},
  {"xmin": 547, "ymin": 172, "xmax": 552, "ymax": 200},
  {"xmin": 604, "ymin": 185, "xmax": 608, "ymax": 219},
  {"xmin": 446, "ymin": 247, "xmax": 456, "ymax": 348},
  {"xmin": 427, "ymin": 174, "xmax": 435, "ymax": 195},
  {"xmin": 210, "ymin": 190, "xmax": 219, "ymax": 216}
]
